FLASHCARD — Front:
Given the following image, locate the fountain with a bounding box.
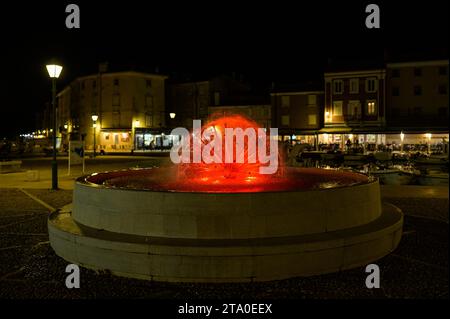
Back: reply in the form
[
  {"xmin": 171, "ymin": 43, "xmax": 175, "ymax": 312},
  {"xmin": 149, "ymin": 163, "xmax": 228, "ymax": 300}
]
[{"xmin": 48, "ymin": 115, "xmax": 403, "ymax": 282}]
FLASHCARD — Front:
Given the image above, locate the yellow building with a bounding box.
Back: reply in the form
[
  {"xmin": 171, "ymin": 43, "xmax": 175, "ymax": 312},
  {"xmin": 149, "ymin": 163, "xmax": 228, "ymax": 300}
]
[{"xmin": 57, "ymin": 71, "xmax": 168, "ymax": 153}]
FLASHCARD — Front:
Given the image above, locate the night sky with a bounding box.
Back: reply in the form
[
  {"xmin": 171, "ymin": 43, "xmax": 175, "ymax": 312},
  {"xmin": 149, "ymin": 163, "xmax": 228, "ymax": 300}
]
[{"xmin": 1, "ymin": 1, "xmax": 448, "ymax": 137}]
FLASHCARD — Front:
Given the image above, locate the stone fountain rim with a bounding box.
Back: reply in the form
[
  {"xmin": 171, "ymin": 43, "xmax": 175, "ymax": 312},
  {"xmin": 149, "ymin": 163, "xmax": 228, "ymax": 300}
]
[{"xmin": 76, "ymin": 167, "xmax": 378, "ymax": 195}]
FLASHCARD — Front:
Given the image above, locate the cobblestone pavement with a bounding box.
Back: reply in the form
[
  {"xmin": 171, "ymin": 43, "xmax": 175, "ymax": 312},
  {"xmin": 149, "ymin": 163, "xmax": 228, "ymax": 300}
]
[{"xmin": 0, "ymin": 188, "xmax": 448, "ymax": 299}]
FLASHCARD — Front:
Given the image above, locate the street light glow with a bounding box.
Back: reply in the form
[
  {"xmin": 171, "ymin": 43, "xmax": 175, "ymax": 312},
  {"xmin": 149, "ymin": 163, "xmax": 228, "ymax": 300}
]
[
  {"xmin": 91, "ymin": 115, "xmax": 98, "ymax": 122},
  {"xmin": 46, "ymin": 64, "xmax": 63, "ymax": 78},
  {"xmin": 170, "ymin": 112, "xmax": 176, "ymax": 119}
]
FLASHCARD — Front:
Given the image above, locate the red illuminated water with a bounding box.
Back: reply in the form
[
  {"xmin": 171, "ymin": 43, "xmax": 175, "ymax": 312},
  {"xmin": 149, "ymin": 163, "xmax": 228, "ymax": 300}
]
[
  {"xmin": 86, "ymin": 167, "xmax": 370, "ymax": 193},
  {"xmin": 177, "ymin": 114, "xmax": 284, "ymax": 182},
  {"xmin": 84, "ymin": 115, "xmax": 371, "ymax": 193}
]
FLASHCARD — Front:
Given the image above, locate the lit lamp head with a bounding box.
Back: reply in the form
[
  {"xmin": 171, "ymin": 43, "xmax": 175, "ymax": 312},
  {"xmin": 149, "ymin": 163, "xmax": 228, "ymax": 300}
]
[
  {"xmin": 169, "ymin": 112, "xmax": 176, "ymax": 119},
  {"xmin": 425, "ymin": 133, "xmax": 432, "ymax": 140},
  {"xmin": 64, "ymin": 124, "xmax": 68, "ymax": 130},
  {"xmin": 400, "ymin": 132, "xmax": 405, "ymax": 142},
  {"xmin": 46, "ymin": 64, "xmax": 63, "ymax": 79},
  {"xmin": 92, "ymin": 115, "xmax": 98, "ymax": 128}
]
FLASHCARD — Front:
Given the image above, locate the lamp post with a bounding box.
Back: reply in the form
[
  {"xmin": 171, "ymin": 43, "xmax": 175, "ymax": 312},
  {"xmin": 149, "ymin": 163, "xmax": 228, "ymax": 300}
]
[
  {"xmin": 46, "ymin": 63, "xmax": 63, "ymax": 190},
  {"xmin": 92, "ymin": 115, "xmax": 98, "ymax": 157},
  {"xmin": 400, "ymin": 131, "xmax": 405, "ymax": 153},
  {"xmin": 133, "ymin": 119, "xmax": 140, "ymax": 151},
  {"xmin": 425, "ymin": 133, "xmax": 432, "ymax": 154}
]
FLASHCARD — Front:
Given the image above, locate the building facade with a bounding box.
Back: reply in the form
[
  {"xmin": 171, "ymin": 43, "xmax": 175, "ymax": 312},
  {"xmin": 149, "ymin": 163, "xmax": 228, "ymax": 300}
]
[
  {"xmin": 271, "ymin": 89, "xmax": 324, "ymax": 144},
  {"xmin": 168, "ymin": 75, "xmax": 255, "ymax": 129},
  {"xmin": 323, "ymin": 69, "xmax": 386, "ymax": 147},
  {"xmin": 386, "ymin": 60, "xmax": 449, "ymax": 132},
  {"xmin": 56, "ymin": 71, "xmax": 168, "ymax": 153}
]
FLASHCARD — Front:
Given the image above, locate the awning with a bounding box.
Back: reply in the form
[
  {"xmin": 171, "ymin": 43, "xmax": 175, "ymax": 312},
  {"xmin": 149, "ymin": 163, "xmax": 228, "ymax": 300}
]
[{"xmin": 318, "ymin": 127, "xmax": 352, "ymax": 134}]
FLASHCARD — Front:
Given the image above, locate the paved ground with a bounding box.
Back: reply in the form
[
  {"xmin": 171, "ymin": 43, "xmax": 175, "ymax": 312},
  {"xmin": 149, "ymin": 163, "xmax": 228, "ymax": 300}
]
[
  {"xmin": 0, "ymin": 156, "xmax": 170, "ymax": 189},
  {"xmin": 0, "ymin": 156, "xmax": 448, "ymax": 298},
  {"xmin": 0, "ymin": 185, "xmax": 448, "ymax": 299}
]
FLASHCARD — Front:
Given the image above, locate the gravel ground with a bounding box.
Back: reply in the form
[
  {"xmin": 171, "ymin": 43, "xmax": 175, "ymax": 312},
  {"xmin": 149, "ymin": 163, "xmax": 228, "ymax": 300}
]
[{"xmin": 0, "ymin": 188, "xmax": 448, "ymax": 299}]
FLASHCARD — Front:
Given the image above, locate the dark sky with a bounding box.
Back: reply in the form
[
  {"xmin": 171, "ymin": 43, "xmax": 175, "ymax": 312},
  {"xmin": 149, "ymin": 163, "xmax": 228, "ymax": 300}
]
[{"xmin": 1, "ymin": 0, "xmax": 448, "ymax": 137}]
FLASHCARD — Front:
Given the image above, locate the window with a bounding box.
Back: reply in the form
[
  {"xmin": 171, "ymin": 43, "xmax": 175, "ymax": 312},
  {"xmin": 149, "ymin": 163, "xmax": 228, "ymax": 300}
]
[
  {"xmin": 214, "ymin": 92, "xmax": 221, "ymax": 106},
  {"xmin": 439, "ymin": 66, "xmax": 447, "ymax": 76},
  {"xmin": 438, "ymin": 84, "xmax": 447, "ymax": 95},
  {"xmin": 333, "ymin": 80, "xmax": 343, "ymax": 94},
  {"xmin": 392, "ymin": 87, "xmax": 400, "ymax": 96},
  {"xmin": 414, "ymin": 86, "xmax": 422, "ymax": 96},
  {"xmin": 281, "ymin": 115, "xmax": 290, "ymax": 126},
  {"xmin": 414, "ymin": 68, "xmax": 422, "ymax": 76},
  {"xmin": 307, "ymin": 95, "xmax": 317, "ymax": 106},
  {"xmin": 146, "ymin": 114, "xmax": 152, "ymax": 127},
  {"xmin": 365, "ymin": 78, "xmax": 377, "ymax": 93},
  {"xmin": 146, "ymin": 80, "xmax": 152, "ymax": 88},
  {"xmin": 92, "ymin": 80, "xmax": 97, "ymax": 89},
  {"xmin": 349, "ymin": 78, "xmax": 359, "ymax": 93},
  {"xmin": 332, "ymin": 101, "xmax": 343, "ymax": 116},
  {"xmin": 121, "ymin": 133, "xmax": 130, "ymax": 142},
  {"xmin": 113, "ymin": 79, "xmax": 119, "ymax": 86},
  {"xmin": 281, "ymin": 96, "xmax": 290, "ymax": 107},
  {"xmin": 348, "ymin": 101, "xmax": 361, "ymax": 118},
  {"xmin": 391, "ymin": 69, "xmax": 400, "ymax": 78},
  {"xmin": 81, "ymin": 81, "xmax": 85, "ymax": 90},
  {"xmin": 308, "ymin": 114, "xmax": 317, "ymax": 125},
  {"xmin": 366, "ymin": 100, "xmax": 377, "ymax": 115}
]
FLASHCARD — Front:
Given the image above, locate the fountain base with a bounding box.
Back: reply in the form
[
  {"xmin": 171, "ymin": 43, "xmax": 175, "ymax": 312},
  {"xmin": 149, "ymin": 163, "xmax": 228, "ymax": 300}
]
[
  {"xmin": 49, "ymin": 204, "xmax": 402, "ymax": 282},
  {"xmin": 48, "ymin": 168, "xmax": 403, "ymax": 282}
]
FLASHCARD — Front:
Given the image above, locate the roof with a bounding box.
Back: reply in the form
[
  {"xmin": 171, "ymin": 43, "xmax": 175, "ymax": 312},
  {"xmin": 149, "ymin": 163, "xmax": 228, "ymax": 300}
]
[{"xmin": 77, "ymin": 71, "xmax": 168, "ymax": 81}]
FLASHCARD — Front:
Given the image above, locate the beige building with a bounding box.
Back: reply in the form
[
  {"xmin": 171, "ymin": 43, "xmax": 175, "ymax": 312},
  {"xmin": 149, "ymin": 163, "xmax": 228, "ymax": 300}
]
[
  {"xmin": 57, "ymin": 71, "xmax": 168, "ymax": 153},
  {"xmin": 386, "ymin": 60, "xmax": 449, "ymax": 131}
]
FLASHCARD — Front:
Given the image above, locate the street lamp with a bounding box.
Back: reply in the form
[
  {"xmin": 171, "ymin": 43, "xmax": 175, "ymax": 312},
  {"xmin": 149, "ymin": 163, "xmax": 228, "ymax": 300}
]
[
  {"xmin": 425, "ymin": 133, "xmax": 432, "ymax": 154},
  {"xmin": 169, "ymin": 112, "xmax": 176, "ymax": 119},
  {"xmin": 46, "ymin": 63, "xmax": 63, "ymax": 190},
  {"xmin": 92, "ymin": 114, "xmax": 98, "ymax": 157},
  {"xmin": 400, "ymin": 132, "xmax": 405, "ymax": 153}
]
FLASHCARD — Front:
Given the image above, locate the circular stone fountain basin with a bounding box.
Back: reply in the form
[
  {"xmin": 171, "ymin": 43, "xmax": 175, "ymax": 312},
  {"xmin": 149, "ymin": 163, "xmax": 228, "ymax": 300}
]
[
  {"xmin": 48, "ymin": 167, "xmax": 403, "ymax": 282},
  {"xmin": 71, "ymin": 167, "xmax": 381, "ymax": 239}
]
